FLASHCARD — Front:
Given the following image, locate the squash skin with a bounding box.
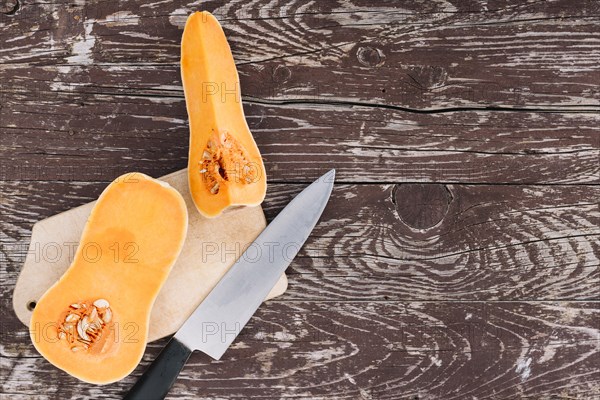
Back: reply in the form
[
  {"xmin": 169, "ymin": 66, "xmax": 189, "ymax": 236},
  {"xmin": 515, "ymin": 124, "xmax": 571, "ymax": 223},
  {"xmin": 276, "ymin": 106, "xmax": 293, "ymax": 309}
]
[
  {"xmin": 29, "ymin": 173, "xmax": 188, "ymax": 384},
  {"xmin": 182, "ymin": 11, "xmax": 267, "ymax": 218}
]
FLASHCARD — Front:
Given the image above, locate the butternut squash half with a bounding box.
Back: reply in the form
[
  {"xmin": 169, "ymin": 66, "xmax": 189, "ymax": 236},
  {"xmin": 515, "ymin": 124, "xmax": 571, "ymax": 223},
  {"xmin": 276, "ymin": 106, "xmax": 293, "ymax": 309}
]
[
  {"xmin": 181, "ymin": 11, "xmax": 267, "ymax": 217},
  {"xmin": 29, "ymin": 173, "xmax": 188, "ymax": 384}
]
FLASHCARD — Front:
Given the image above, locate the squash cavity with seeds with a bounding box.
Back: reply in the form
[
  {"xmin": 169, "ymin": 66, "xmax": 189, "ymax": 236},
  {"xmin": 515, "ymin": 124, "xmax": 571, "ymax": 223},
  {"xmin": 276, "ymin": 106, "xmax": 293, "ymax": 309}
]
[
  {"xmin": 181, "ymin": 11, "xmax": 267, "ymax": 218},
  {"xmin": 29, "ymin": 173, "xmax": 188, "ymax": 384}
]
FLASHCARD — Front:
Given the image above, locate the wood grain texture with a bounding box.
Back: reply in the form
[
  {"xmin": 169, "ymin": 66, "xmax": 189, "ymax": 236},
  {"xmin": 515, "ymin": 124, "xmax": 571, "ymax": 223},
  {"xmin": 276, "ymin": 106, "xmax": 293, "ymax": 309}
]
[
  {"xmin": 1, "ymin": 0, "xmax": 599, "ymax": 398},
  {"xmin": 2, "ymin": 301, "xmax": 600, "ymax": 399},
  {"xmin": 1, "ymin": 95, "xmax": 598, "ymax": 184},
  {"xmin": 2, "ymin": 181, "xmax": 599, "ymax": 398},
  {"xmin": 1, "ymin": 0, "xmax": 599, "ymax": 185},
  {"xmin": 1, "ymin": 0, "xmax": 599, "ymax": 109},
  {"xmin": 2, "ymin": 181, "xmax": 599, "ymax": 302}
]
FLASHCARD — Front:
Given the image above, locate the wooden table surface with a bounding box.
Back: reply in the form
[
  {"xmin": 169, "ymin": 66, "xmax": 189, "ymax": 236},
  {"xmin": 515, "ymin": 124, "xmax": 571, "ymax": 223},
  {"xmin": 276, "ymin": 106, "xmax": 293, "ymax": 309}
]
[{"xmin": 1, "ymin": 0, "xmax": 599, "ymax": 398}]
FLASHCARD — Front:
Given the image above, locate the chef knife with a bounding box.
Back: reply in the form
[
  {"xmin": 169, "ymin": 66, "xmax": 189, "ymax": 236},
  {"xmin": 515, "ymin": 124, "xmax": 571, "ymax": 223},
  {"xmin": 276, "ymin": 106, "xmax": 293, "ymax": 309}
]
[{"xmin": 124, "ymin": 169, "xmax": 335, "ymax": 399}]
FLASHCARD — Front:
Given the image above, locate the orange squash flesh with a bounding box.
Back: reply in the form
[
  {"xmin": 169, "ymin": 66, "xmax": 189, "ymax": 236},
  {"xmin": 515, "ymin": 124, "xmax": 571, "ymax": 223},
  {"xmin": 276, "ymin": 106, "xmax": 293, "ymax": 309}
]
[
  {"xmin": 182, "ymin": 11, "xmax": 267, "ymax": 218},
  {"xmin": 29, "ymin": 173, "xmax": 188, "ymax": 384}
]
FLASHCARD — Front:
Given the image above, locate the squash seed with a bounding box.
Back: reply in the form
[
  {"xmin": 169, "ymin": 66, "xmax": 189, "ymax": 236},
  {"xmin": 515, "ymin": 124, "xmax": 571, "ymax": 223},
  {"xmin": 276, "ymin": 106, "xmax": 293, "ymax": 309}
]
[
  {"xmin": 58, "ymin": 331, "xmax": 66, "ymax": 340},
  {"xmin": 77, "ymin": 318, "xmax": 90, "ymax": 341},
  {"xmin": 65, "ymin": 313, "xmax": 80, "ymax": 322},
  {"xmin": 102, "ymin": 308, "xmax": 112, "ymax": 324},
  {"xmin": 93, "ymin": 299, "xmax": 109, "ymax": 309}
]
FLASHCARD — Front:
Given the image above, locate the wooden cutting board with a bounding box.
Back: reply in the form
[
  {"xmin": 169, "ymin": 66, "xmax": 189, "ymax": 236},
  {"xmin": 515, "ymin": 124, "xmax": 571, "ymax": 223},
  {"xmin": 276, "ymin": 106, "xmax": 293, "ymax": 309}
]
[{"xmin": 13, "ymin": 169, "xmax": 288, "ymax": 342}]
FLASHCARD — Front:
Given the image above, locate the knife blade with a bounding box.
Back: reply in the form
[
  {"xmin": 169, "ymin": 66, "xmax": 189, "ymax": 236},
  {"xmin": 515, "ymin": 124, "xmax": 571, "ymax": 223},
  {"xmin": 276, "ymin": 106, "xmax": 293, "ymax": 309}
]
[{"xmin": 124, "ymin": 169, "xmax": 335, "ymax": 400}]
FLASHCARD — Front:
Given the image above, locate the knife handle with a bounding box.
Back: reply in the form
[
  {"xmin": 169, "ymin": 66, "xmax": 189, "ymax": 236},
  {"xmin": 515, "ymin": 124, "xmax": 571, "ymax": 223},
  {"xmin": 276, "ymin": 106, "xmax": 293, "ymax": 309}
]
[{"xmin": 124, "ymin": 337, "xmax": 193, "ymax": 400}]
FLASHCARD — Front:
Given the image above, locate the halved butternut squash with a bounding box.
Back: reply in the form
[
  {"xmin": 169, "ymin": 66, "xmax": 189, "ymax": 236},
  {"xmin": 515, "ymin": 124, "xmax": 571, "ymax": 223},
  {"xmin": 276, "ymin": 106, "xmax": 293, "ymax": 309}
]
[
  {"xmin": 29, "ymin": 173, "xmax": 188, "ymax": 384},
  {"xmin": 181, "ymin": 11, "xmax": 267, "ymax": 218}
]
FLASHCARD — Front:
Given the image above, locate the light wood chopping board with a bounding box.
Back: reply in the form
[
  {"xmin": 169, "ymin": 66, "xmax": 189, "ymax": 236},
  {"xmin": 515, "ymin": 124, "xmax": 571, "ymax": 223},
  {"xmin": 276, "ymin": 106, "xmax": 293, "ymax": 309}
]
[{"xmin": 13, "ymin": 169, "xmax": 288, "ymax": 342}]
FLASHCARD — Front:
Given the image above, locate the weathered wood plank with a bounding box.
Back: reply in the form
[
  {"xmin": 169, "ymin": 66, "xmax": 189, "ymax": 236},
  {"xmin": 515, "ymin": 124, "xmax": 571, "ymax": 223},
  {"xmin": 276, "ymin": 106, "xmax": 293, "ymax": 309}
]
[
  {"xmin": 2, "ymin": 0, "xmax": 598, "ymax": 185},
  {"xmin": 1, "ymin": 0, "xmax": 599, "ymax": 110},
  {"xmin": 1, "ymin": 92, "xmax": 598, "ymax": 184},
  {"xmin": 2, "ymin": 301, "xmax": 599, "ymax": 399},
  {"xmin": 2, "ymin": 182, "xmax": 599, "ymax": 304}
]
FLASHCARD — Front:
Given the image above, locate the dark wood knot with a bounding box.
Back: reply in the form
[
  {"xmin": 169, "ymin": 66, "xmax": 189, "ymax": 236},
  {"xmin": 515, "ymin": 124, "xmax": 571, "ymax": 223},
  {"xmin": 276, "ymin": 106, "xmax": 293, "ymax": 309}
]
[
  {"xmin": 393, "ymin": 184, "xmax": 452, "ymax": 230},
  {"xmin": 356, "ymin": 46, "xmax": 385, "ymax": 67},
  {"xmin": 2, "ymin": 0, "xmax": 19, "ymax": 15},
  {"xmin": 407, "ymin": 66, "xmax": 448, "ymax": 90},
  {"xmin": 272, "ymin": 65, "xmax": 291, "ymax": 83}
]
